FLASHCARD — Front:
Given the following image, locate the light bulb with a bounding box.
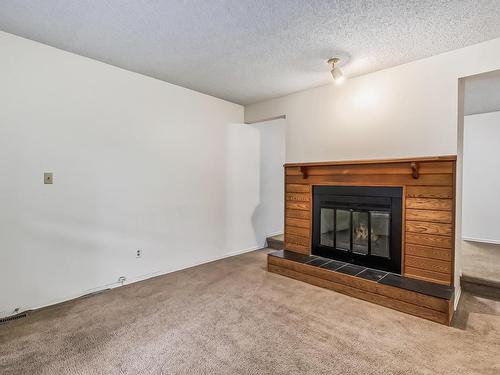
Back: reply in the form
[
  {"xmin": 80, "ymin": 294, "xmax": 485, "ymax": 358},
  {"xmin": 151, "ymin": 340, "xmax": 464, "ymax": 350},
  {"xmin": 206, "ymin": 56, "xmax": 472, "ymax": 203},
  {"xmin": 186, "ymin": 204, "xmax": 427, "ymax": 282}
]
[{"xmin": 332, "ymin": 68, "xmax": 345, "ymax": 85}]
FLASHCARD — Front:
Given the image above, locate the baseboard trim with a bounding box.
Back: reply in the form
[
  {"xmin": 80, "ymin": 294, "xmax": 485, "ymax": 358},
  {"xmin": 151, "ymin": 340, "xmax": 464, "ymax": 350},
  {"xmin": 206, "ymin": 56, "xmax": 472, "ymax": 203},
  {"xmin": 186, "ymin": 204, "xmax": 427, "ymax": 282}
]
[
  {"xmin": 454, "ymin": 286, "xmax": 461, "ymax": 310},
  {"xmin": 461, "ymin": 278, "xmax": 500, "ymax": 299},
  {"xmin": 463, "ymin": 237, "xmax": 500, "ymax": 245},
  {"xmin": 0, "ymin": 245, "xmax": 263, "ymax": 319},
  {"xmin": 265, "ymin": 230, "xmax": 284, "ymax": 238}
]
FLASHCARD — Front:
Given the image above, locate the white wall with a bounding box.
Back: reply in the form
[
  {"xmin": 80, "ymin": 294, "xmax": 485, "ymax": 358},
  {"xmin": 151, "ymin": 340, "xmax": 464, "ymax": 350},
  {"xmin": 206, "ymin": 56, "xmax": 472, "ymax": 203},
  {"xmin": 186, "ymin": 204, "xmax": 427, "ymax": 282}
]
[
  {"xmin": 251, "ymin": 120, "xmax": 285, "ymax": 239},
  {"xmin": 0, "ymin": 31, "xmax": 282, "ymax": 318},
  {"xmin": 463, "ymin": 70, "xmax": 500, "ymax": 115},
  {"xmin": 245, "ymin": 36, "xmax": 500, "ymax": 302},
  {"xmin": 462, "ymin": 111, "xmax": 500, "ymax": 243},
  {"xmin": 245, "ymin": 38, "xmax": 500, "ymax": 163},
  {"xmin": 455, "ymin": 78, "xmax": 465, "ymax": 305},
  {"xmin": 225, "ymin": 120, "xmax": 285, "ymax": 250}
]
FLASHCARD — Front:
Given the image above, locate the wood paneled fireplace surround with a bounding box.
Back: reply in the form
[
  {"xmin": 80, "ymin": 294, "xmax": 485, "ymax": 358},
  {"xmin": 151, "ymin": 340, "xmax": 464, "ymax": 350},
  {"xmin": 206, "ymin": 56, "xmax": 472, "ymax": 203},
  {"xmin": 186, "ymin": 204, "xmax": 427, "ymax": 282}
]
[{"xmin": 268, "ymin": 156, "xmax": 457, "ymax": 325}]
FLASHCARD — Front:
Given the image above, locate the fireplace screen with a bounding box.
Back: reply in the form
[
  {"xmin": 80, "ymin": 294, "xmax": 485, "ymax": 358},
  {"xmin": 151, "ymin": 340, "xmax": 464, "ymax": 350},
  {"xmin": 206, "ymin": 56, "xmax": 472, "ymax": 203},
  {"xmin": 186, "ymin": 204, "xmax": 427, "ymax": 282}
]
[
  {"xmin": 320, "ymin": 208, "xmax": 390, "ymax": 258},
  {"xmin": 313, "ymin": 186, "xmax": 402, "ymax": 274}
]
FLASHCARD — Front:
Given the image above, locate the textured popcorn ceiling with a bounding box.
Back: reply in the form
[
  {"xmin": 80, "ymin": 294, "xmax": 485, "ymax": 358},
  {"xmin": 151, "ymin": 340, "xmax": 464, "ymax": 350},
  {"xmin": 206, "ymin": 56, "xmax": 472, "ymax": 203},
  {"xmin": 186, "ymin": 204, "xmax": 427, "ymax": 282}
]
[
  {"xmin": 464, "ymin": 70, "xmax": 500, "ymax": 115},
  {"xmin": 1, "ymin": 1, "xmax": 500, "ymax": 104}
]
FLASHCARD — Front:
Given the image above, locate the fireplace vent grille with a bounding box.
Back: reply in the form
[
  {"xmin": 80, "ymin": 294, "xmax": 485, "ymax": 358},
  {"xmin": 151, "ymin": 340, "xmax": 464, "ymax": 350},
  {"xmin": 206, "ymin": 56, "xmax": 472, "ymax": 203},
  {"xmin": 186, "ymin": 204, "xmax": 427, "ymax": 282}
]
[{"xmin": 0, "ymin": 313, "xmax": 27, "ymax": 325}]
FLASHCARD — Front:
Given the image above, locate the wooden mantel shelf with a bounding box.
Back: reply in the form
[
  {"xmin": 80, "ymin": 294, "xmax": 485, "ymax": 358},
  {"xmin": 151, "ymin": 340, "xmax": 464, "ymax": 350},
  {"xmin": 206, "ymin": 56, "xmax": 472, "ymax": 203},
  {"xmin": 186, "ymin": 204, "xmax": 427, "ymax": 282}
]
[{"xmin": 284, "ymin": 155, "xmax": 457, "ymax": 168}]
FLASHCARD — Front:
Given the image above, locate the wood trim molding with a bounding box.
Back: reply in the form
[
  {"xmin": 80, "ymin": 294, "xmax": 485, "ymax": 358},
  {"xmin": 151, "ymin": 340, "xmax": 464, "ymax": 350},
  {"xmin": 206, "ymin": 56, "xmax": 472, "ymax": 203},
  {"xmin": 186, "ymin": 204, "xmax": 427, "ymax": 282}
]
[
  {"xmin": 299, "ymin": 166, "xmax": 308, "ymax": 179},
  {"xmin": 411, "ymin": 162, "xmax": 419, "ymax": 179},
  {"xmin": 284, "ymin": 155, "xmax": 456, "ymax": 168}
]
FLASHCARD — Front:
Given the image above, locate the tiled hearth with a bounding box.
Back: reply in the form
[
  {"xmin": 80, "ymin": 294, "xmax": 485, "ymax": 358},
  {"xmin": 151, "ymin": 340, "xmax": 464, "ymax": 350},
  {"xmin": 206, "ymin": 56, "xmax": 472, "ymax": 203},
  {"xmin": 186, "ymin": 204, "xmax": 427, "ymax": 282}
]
[{"xmin": 270, "ymin": 250, "xmax": 453, "ymax": 300}]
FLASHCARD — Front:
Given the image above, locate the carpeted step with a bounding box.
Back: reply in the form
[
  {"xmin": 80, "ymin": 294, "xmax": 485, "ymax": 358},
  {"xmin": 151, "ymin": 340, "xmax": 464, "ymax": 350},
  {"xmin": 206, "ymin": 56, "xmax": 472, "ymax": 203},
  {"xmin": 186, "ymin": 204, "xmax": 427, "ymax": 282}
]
[
  {"xmin": 461, "ymin": 275, "xmax": 500, "ymax": 299},
  {"xmin": 466, "ymin": 312, "xmax": 500, "ymax": 339},
  {"xmin": 266, "ymin": 234, "xmax": 284, "ymax": 250}
]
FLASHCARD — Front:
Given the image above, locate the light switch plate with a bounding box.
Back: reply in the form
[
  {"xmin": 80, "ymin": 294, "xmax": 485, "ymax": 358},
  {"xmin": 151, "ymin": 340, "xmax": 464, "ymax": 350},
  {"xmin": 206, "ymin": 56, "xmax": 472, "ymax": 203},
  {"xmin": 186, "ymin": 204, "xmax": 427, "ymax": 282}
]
[{"xmin": 44, "ymin": 172, "xmax": 53, "ymax": 184}]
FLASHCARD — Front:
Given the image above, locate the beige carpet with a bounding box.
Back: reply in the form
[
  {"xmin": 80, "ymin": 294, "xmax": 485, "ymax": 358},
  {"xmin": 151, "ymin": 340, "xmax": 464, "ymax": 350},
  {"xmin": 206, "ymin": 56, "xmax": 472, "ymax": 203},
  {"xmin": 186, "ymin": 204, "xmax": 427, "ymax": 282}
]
[
  {"xmin": 1, "ymin": 249, "xmax": 500, "ymax": 375},
  {"xmin": 462, "ymin": 240, "xmax": 500, "ymax": 286}
]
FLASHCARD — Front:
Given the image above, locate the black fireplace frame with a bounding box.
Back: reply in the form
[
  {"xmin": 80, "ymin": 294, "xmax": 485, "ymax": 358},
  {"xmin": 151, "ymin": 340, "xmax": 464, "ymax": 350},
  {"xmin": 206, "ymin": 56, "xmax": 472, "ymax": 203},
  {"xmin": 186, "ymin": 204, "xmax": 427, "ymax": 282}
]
[{"xmin": 312, "ymin": 186, "xmax": 402, "ymax": 274}]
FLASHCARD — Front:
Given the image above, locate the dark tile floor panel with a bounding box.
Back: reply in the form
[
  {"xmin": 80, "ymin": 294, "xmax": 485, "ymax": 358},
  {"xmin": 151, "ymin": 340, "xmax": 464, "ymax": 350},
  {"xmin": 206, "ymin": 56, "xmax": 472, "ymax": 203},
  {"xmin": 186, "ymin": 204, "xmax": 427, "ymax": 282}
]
[
  {"xmin": 268, "ymin": 250, "xmax": 453, "ymax": 300},
  {"xmin": 306, "ymin": 257, "xmax": 331, "ymax": 267},
  {"xmin": 319, "ymin": 260, "xmax": 347, "ymax": 271},
  {"xmin": 379, "ymin": 273, "xmax": 454, "ymax": 300},
  {"xmin": 270, "ymin": 250, "xmax": 312, "ymax": 264},
  {"xmin": 357, "ymin": 268, "xmax": 388, "ymax": 282},
  {"xmin": 335, "ymin": 264, "xmax": 366, "ymax": 276}
]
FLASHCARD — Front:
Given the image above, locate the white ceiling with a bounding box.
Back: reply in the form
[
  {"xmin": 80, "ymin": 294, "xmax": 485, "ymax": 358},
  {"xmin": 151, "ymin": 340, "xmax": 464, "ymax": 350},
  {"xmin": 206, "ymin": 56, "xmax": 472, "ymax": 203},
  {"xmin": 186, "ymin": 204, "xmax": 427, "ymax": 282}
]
[
  {"xmin": 464, "ymin": 70, "xmax": 500, "ymax": 116},
  {"xmin": 1, "ymin": 1, "xmax": 500, "ymax": 105}
]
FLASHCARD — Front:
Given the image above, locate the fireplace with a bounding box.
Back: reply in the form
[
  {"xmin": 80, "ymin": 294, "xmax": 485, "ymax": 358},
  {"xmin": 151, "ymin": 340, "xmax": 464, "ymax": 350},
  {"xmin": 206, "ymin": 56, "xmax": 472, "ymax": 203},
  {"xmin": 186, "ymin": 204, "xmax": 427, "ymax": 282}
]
[
  {"xmin": 270, "ymin": 157, "xmax": 456, "ymax": 324},
  {"xmin": 312, "ymin": 186, "xmax": 402, "ymax": 274}
]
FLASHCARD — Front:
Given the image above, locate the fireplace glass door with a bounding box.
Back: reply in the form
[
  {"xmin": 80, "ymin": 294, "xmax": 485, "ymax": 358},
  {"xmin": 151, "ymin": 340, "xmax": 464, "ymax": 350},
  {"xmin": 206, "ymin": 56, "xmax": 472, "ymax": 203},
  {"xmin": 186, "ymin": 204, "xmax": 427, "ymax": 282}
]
[
  {"xmin": 319, "ymin": 208, "xmax": 390, "ymax": 258},
  {"xmin": 313, "ymin": 186, "xmax": 402, "ymax": 274}
]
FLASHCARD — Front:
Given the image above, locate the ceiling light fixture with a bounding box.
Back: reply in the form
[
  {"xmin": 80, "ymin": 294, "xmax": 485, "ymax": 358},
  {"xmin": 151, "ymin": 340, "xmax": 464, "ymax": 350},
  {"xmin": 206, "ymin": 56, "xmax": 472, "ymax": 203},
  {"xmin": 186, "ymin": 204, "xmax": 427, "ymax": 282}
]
[{"xmin": 328, "ymin": 57, "xmax": 345, "ymax": 85}]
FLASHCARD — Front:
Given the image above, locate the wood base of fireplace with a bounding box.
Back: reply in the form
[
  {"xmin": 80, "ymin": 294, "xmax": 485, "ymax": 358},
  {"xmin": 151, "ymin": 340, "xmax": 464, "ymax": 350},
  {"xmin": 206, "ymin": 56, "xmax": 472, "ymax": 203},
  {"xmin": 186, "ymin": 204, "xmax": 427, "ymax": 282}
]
[{"xmin": 268, "ymin": 251, "xmax": 454, "ymax": 325}]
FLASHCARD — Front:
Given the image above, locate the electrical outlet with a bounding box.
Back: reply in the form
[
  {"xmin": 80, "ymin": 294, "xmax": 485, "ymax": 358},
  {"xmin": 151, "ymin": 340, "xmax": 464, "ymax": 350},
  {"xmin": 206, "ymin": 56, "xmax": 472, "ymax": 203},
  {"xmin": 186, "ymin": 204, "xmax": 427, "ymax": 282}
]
[
  {"xmin": 136, "ymin": 249, "xmax": 142, "ymax": 258},
  {"xmin": 44, "ymin": 172, "xmax": 53, "ymax": 184},
  {"xmin": 118, "ymin": 276, "xmax": 126, "ymax": 285}
]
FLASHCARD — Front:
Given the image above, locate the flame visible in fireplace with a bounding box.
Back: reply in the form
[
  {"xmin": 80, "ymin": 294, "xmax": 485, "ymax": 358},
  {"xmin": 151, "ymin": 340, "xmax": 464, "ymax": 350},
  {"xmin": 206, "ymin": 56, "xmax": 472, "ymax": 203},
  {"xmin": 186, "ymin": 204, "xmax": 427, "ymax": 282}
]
[{"xmin": 353, "ymin": 224, "xmax": 379, "ymax": 241}]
